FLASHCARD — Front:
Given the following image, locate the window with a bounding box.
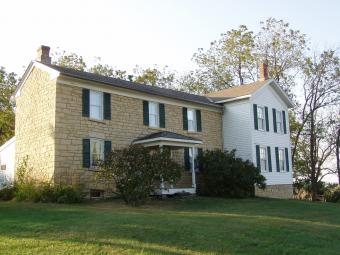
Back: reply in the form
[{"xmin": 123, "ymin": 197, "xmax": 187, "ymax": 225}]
[
  {"xmin": 187, "ymin": 109, "xmax": 197, "ymax": 132},
  {"xmin": 149, "ymin": 101, "xmax": 159, "ymax": 127},
  {"xmin": 90, "ymin": 90, "xmax": 103, "ymax": 120},
  {"xmin": 189, "ymin": 147, "xmax": 198, "ymax": 171},
  {"xmin": 276, "ymin": 111, "xmax": 283, "ymax": 133},
  {"xmin": 90, "ymin": 139, "xmax": 104, "ymax": 167},
  {"xmin": 257, "ymin": 106, "xmax": 265, "ymax": 130},
  {"xmin": 278, "ymin": 148, "xmax": 285, "ymax": 172},
  {"xmin": 260, "ymin": 147, "xmax": 267, "ymax": 171}
]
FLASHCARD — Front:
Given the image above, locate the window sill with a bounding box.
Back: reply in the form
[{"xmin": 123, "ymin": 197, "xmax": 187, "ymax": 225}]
[
  {"xmin": 148, "ymin": 126, "xmax": 165, "ymax": 131},
  {"xmin": 87, "ymin": 167, "xmax": 102, "ymax": 172},
  {"xmin": 187, "ymin": 130, "xmax": 200, "ymax": 134},
  {"xmin": 88, "ymin": 118, "xmax": 106, "ymax": 124}
]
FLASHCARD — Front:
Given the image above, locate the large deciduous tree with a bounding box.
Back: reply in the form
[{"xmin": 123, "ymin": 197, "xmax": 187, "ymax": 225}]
[
  {"xmin": 0, "ymin": 67, "xmax": 17, "ymax": 145},
  {"xmin": 191, "ymin": 25, "xmax": 255, "ymax": 92},
  {"xmin": 292, "ymin": 50, "xmax": 340, "ymax": 200},
  {"xmin": 255, "ymin": 18, "xmax": 308, "ymax": 98}
]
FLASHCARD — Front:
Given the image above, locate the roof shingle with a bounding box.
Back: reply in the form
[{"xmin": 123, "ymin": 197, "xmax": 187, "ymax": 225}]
[
  {"xmin": 206, "ymin": 80, "xmax": 268, "ymax": 100},
  {"xmin": 45, "ymin": 63, "xmax": 218, "ymax": 107}
]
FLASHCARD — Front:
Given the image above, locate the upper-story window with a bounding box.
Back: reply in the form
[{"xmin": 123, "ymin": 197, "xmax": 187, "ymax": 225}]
[
  {"xmin": 149, "ymin": 101, "xmax": 160, "ymax": 128},
  {"xmin": 143, "ymin": 100, "xmax": 165, "ymax": 128},
  {"xmin": 187, "ymin": 109, "xmax": 197, "ymax": 132},
  {"xmin": 278, "ymin": 148, "xmax": 285, "ymax": 172},
  {"xmin": 90, "ymin": 90, "xmax": 103, "ymax": 120},
  {"xmin": 260, "ymin": 147, "xmax": 267, "ymax": 171},
  {"xmin": 276, "ymin": 111, "xmax": 283, "ymax": 133},
  {"xmin": 257, "ymin": 106, "xmax": 265, "ymax": 131}
]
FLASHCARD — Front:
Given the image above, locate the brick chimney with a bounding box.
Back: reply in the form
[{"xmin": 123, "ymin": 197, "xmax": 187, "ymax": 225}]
[
  {"xmin": 259, "ymin": 62, "xmax": 268, "ymax": 81},
  {"xmin": 36, "ymin": 45, "xmax": 51, "ymax": 65}
]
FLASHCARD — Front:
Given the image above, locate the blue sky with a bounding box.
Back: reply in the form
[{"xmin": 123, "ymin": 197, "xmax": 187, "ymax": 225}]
[{"xmin": 1, "ymin": 0, "xmax": 340, "ymax": 76}]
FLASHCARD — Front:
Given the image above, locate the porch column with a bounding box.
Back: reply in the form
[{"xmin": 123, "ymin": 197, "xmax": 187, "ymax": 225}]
[{"xmin": 191, "ymin": 146, "xmax": 196, "ymax": 190}]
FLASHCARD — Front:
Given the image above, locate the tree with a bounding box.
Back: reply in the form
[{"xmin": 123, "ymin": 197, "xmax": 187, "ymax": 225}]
[
  {"xmin": 255, "ymin": 18, "xmax": 308, "ymax": 98},
  {"xmin": 132, "ymin": 65, "xmax": 176, "ymax": 89},
  {"xmin": 88, "ymin": 57, "xmax": 128, "ymax": 79},
  {"xmin": 292, "ymin": 50, "xmax": 340, "ymax": 200},
  {"xmin": 0, "ymin": 67, "xmax": 17, "ymax": 145},
  {"xmin": 53, "ymin": 51, "xmax": 87, "ymax": 71},
  {"xmin": 188, "ymin": 18, "xmax": 308, "ymax": 95},
  {"xmin": 192, "ymin": 25, "xmax": 255, "ymax": 92},
  {"xmin": 99, "ymin": 145, "xmax": 181, "ymax": 206}
]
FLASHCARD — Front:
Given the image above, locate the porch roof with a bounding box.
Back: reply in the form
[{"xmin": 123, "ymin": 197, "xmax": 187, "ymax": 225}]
[{"xmin": 133, "ymin": 131, "xmax": 202, "ymax": 147}]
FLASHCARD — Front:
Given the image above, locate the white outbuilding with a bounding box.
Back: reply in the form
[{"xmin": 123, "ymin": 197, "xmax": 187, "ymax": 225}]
[{"xmin": 0, "ymin": 137, "xmax": 15, "ymax": 188}]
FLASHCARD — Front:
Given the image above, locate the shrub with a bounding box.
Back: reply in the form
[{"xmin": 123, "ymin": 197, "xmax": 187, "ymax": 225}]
[
  {"xmin": 54, "ymin": 186, "xmax": 84, "ymax": 203},
  {"xmin": 0, "ymin": 186, "xmax": 17, "ymax": 201},
  {"xmin": 197, "ymin": 149, "xmax": 266, "ymax": 198},
  {"xmin": 99, "ymin": 145, "xmax": 182, "ymax": 206},
  {"xmin": 324, "ymin": 185, "xmax": 340, "ymax": 203},
  {"xmin": 14, "ymin": 156, "xmax": 84, "ymax": 203}
]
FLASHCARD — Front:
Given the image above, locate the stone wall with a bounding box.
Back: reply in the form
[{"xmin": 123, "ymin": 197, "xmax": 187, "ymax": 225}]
[
  {"xmin": 15, "ymin": 67, "xmax": 56, "ymax": 181},
  {"xmin": 54, "ymin": 81, "xmax": 223, "ymax": 194},
  {"xmin": 255, "ymin": 184, "xmax": 293, "ymax": 199}
]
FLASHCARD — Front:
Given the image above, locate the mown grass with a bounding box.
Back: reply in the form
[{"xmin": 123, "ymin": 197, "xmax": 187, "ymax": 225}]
[{"xmin": 0, "ymin": 197, "xmax": 340, "ymax": 255}]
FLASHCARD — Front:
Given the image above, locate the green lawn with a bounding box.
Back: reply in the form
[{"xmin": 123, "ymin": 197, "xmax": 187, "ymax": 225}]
[{"xmin": 0, "ymin": 197, "xmax": 340, "ymax": 255}]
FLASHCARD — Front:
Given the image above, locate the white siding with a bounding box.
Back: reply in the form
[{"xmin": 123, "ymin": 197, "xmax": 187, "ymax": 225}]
[
  {"xmin": 222, "ymin": 82, "xmax": 293, "ymax": 186},
  {"xmin": 251, "ymin": 84, "xmax": 293, "ymax": 185},
  {"xmin": 0, "ymin": 137, "xmax": 15, "ymax": 188},
  {"xmin": 222, "ymin": 99, "xmax": 252, "ymax": 161}
]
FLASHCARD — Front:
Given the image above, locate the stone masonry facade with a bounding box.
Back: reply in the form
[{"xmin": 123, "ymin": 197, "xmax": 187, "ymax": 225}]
[
  {"xmin": 15, "ymin": 68, "xmax": 56, "ymax": 182},
  {"xmin": 53, "ymin": 79, "xmax": 223, "ymax": 194},
  {"xmin": 255, "ymin": 184, "xmax": 293, "ymax": 199}
]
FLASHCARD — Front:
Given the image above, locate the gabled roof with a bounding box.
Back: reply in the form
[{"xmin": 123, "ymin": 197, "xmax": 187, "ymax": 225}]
[
  {"xmin": 206, "ymin": 80, "xmax": 267, "ymax": 100},
  {"xmin": 206, "ymin": 79, "xmax": 294, "ymax": 108},
  {"xmin": 30, "ymin": 62, "xmax": 218, "ymax": 108}
]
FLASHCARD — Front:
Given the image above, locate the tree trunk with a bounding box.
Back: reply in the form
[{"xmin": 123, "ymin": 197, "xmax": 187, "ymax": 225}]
[{"xmin": 336, "ymin": 126, "xmax": 340, "ymax": 185}]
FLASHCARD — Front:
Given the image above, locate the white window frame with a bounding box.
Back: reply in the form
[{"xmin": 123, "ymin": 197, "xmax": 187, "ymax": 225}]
[
  {"xmin": 90, "ymin": 90, "xmax": 103, "ymax": 121},
  {"xmin": 148, "ymin": 101, "xmax": 160, "ymax": 128},
  {"xmin": 278, "ymin": 148, "xmax": 285, "ymax": 172},
  {"xmin": 189, "ymin": 147, "xmax": 199, "ymax": 171},
  {"xmin": 257, "ymin": 106, "xmax": 265, "ymax": 131},
  {"xmin": 276, "ymin": 111, "xmax": 283, "ymax": 133},
  {"xmin": 90, "ymin": 138, "xmax": 104, "ymax": 167},
  {"xmin": 260, "ymin": 146, "xmax": 268, "ymax": 172},
  {"xmin": 187, "ymin": 108, "xmax": 197, "ymax": 132}
]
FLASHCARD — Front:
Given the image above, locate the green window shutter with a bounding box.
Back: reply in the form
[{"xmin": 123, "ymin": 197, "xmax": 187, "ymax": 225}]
[
  {"xmin": 255, "ymin": 145, "xmax": 260, "ymax": 170},
  {"xmin": 253, "ymin": 104, "xmax": 258, "ymax": 130},
  {"xmin": 285, "ymin": 147, "xmax": 290, "ymax": 172},
  {"xmin": 196, "ymin": 109, "xmax": 202, "ymax": 132},
  {"xmin": 267, "ymin": 146, "xmax": 272, "ymax": 172},
  {"xmin": 273, "ymin": 108, "xmax": 277, "ymax": 133},
  {"xmin": 184, "ymin": 147, "xmax": 190, "ymax": 170},
  {"xmin": 197, "ymin": 148, "xmax": 203, "ymax": 171},
  {"xmin": 265, "ymin": 106, "xmax": 269, "ymax": 131},
  {"xmin": 282, "ymin": 110, "xmax": 287, "ymax": 134},
  {"xmin": 159, "ymin": 103, "xmax": 165, "ymax": 128},
  {"xmin": 143, "ymin": 101, "xmax": 149, "ymax": 126},
  {"xmin": 82, "ymin": 89, "xmax": 89, "ymax": 117},
  {"xmin": 182, "ymin": 107, "xmax": 188, "ymax": 130},
  {"xmin": 82, "ymin": 139, "xmax": 90, "ymax": 168},
  {"xmin": 103, "ymin": 93, "xmax": 111, "ymax": 120},
  {"xmin": 275, "ymin": 147, "xmax": 280, "ymax": 172},
  {"xmin": 104, "ymin": 140, "xmax": 112, "ymax": 161}
]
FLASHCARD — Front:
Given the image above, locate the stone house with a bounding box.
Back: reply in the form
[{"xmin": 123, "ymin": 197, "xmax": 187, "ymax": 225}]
[{"xmin": 8, "ymin": 46, "xmax": 294, "ymax": 198}]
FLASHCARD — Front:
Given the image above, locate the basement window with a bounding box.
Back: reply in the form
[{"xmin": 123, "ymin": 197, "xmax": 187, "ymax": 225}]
[{"xmin": 90, "ymin": 189, "xmax": 104, "ymax": 199}]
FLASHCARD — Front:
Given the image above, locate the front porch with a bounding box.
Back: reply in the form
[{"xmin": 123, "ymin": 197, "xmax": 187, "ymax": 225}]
[{"xmin": 133, "ymin": 131, "xmax": 202, "ymax": 195}]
